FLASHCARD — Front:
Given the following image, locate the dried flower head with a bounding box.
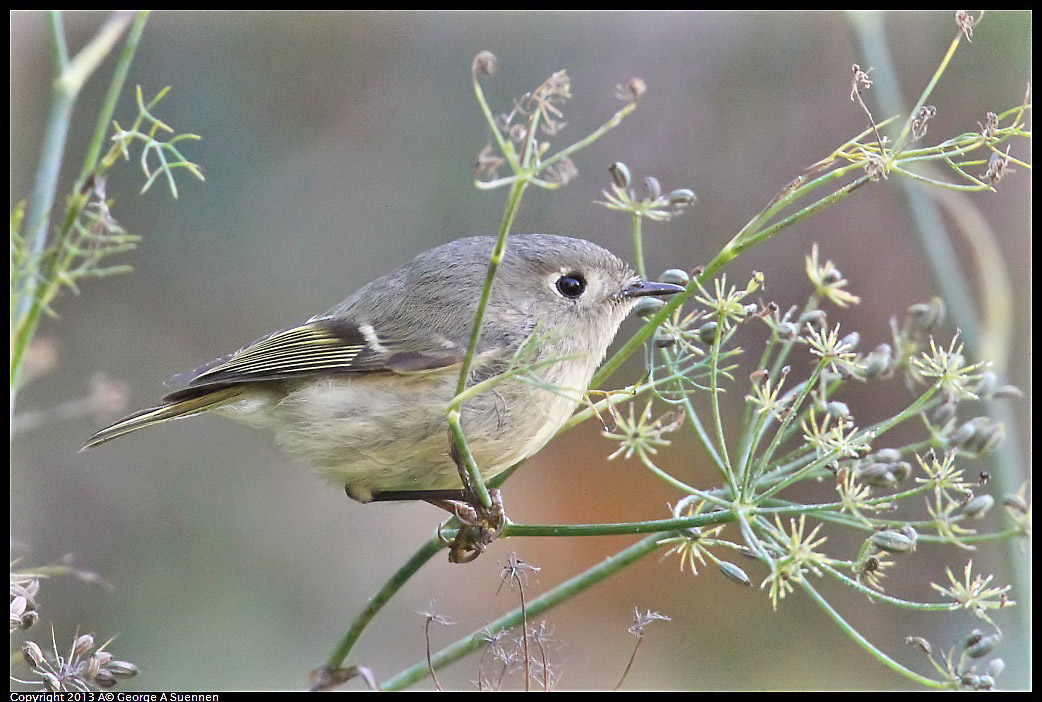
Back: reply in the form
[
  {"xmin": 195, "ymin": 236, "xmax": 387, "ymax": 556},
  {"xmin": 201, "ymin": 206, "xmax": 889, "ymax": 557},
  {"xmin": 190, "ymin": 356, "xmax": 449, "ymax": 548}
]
[
  {"xmin": 542, "ymin": 156, "xmax": 578, "ymax": 186},
  {"xmin": 498, "ymin": 553, "xmax": 541, "ymax": 594},
  {"xmin": 475, "ymin": 144, "xmax": 506, "ymax": 180},
  {"xmin": 983, "ymin": 146, "xmax": 1013, "ymax": 185},
  {"xmin": 13, "ymin": 630, "xmax": 138, "ymax": 692},
  {"xmin": 529, "ymin": 70, "xmax": 572, "ymax": 134},
  {"xmin": 978, "ymin": 111, "xmax": 999, "ymax": 139},
  {"xmin": 472, "ymin": 50, "xmax": 497, "ymax": 78},
  {"xmin": 859, "ymin": 146, "xmax": 888, "ymax": 181},
  {"xmin": 628, "ymin": 608, "xmax": 670, "ymax": 637},
  {"xmin": 912, "ymin": 105, "xmax": 937, "ymax": 140},
  {"xmin": 955, "ymin": 10, "xmax": 980, "ymax": 42},
  {"xmin": 850, "ymin": 63, "xmax": 873, "ymax": 101},
  {"xmin": 615, "ymin": 77, "xmax": 647, "ymax": 102}
]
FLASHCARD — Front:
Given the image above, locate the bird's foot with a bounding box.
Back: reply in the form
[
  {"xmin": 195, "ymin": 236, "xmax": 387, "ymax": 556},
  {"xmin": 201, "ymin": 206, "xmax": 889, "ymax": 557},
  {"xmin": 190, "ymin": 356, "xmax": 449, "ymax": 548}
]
[{"xmin": 437, "ymin": 489, "xmax": 506, "ymax": 564}]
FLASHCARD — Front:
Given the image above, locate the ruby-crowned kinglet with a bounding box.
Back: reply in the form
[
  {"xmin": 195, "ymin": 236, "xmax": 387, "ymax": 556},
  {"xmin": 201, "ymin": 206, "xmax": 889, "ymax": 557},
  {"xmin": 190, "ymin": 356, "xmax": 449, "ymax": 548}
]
[{"xmin": 86, "ymin": 234, "xmax": 682, "ymax": 502}]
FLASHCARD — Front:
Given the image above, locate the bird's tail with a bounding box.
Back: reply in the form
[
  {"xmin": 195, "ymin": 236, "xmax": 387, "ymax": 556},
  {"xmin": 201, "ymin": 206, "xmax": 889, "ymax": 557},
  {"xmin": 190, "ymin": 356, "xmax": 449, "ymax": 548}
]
[{"xmin": 83, "ymin": 387, "xmax": 244, "ymax": 450}]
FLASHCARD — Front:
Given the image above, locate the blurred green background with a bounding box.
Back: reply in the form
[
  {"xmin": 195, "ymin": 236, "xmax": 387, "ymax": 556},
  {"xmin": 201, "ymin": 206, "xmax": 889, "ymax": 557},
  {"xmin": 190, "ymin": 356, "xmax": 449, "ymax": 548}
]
[{"xmin": 11, "ymin": 10, "xmax": 1031, "ymax": 691}]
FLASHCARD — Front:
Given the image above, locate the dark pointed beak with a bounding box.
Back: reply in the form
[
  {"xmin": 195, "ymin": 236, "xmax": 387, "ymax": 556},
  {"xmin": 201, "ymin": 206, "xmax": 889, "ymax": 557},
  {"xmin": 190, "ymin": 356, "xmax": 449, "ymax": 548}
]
[{"xmin": 619, "ymin": 280, "xmax": 686, "ymax": 300}]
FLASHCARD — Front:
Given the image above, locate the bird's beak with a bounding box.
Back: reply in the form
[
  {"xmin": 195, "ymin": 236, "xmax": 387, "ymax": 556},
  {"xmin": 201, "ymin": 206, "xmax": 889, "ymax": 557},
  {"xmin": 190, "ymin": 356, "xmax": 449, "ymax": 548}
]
[{"xmin": 619, "ymin": 280, "xmax": 686, "ymax": 300}]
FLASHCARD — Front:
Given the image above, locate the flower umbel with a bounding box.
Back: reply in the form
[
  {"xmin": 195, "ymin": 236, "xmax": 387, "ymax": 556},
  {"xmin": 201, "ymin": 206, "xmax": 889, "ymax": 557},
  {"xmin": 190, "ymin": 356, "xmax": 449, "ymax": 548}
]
[
  {"xmin": 694, "ymin": 273, "xmax": 764, "ymax": 331},
  {"xmin": 931, "ymin": 561, "xmax": 1013, "ymax": 628},
  {"xmin": 804, "ymin": 323, "xmax": 862, "ymax": 376},
  {"xmin": 911, "ymin": 332, "xmax": 988, "ymax": 400},
  {"xmin": 914, "ymin": 450, "xmax": 972, "ymax": 501},
  {"xmin": 595, "ymin": 165, "xmax": 696, "ymax": 223},
  {"xmin": 603, "ymin": 401, "xmax": 683, "ymax": 462},
  {"xmin": 746, "ymin": 366, "xmax": 792, "ymax": 421},
  {"xmin": 805, "ymin": 244, "xmax": 861, "ymax": 308},
  {"xmin": 836, "ymin": 465, "xmax": 891, "ymax": 524},
  {"xmin": 659, "ymin": 518, "xmax": 729, "ymax": 576},
  {"xmin": 802, "ymin": 408, "xmax": 871, "ymax": 467},
  {"xmin": 760, "ymin": 515, "xmax": 831, "ymax": 610}
]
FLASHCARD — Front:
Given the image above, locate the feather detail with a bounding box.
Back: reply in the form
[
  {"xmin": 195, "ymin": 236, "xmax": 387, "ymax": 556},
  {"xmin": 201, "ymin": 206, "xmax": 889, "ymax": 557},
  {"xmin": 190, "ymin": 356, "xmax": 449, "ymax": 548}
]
[{"xmin": 83, "ymin": 386, "xmax": 244, "ymax": 450}]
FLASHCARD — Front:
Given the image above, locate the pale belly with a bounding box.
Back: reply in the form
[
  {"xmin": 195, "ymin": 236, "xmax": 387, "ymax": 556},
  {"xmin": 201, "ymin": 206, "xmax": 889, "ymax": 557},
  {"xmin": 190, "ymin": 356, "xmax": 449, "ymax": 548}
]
[{"xmin": 215, "ymin": 356, "xmax": 595, "ymax": 502}]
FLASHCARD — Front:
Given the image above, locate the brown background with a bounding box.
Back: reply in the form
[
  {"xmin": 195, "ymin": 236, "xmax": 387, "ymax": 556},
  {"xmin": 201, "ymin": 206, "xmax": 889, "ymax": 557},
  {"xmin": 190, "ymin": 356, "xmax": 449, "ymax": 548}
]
[{"xmin": 11, "ymin": 10, "xmax": 1031, "ymax": 690}]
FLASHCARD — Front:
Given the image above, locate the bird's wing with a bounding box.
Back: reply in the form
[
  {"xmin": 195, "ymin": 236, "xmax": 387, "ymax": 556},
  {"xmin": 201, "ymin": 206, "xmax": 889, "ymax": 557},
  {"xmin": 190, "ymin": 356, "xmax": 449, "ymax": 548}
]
[{"xmin": 163, "ymin": 316, "xmax": 466, "ymax": 397}]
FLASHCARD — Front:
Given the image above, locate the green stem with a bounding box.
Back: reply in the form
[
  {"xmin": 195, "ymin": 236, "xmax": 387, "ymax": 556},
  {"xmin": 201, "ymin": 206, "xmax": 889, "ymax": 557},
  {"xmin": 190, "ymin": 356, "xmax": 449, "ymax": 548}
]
[
  {"xmin": 451, "ymin": 179, "xmax": 527, "ymax": 392},
  {"xmin": 631, "ymin": 212, "xmax": 646, "ymax": 279},
  {"xmin": 896, "ymin": 138, "xmax": 985, "ymax": 164},
  {"xmin": 756, "ymin": 382, "xmax": 938, "ymax": 501},
  {"xmin": 889, "ymin": 30, "xmax": 963, "ymax": 157},
  {"xmin": 447, "ymin": 409, "xmax": 490, "ymax": 508},
  {"xmin": 677, "ymin": 381, "xmax": 728, "ymax": 478},
  {"xmin": 890, "ymin": 165, "xmax": 987, "ymax": 191},
  {"xmin": 12, "ymin": 11, "xmax": 141, "ymax": 418},
  {"xmin": 537, "ymin": 100, "xmax": 637, "ymax": 176},
  {"xmin": 819, "ymin": 563, "xmax": 959, "ymax": 610},
  {"xmin": 19, "ymin": 12, "xmax": 73, "ymax": 291},
  {"xmin": 737, "ymin": 174, "xmax": 871, "ymax": 254},
  {"xmin": 736, "ymin": 322, "xmax": 787, "ymax": 476},
  {"xmin": 637, "ymin": 452, "xmax": 705, "ymax": 499},
  {"xmin": 756, "ymin": 484, "xmax": 932, "ymax": 516},
  {"xmin": 752, "ymin": 368, "xmax": 820, "ymax": 482},
  {"xmin": 706, "ymin": 315, "xmax": 738, "ymax": 496},
  {"xmin": 449, "ymin": 177, "xmax": 528, "ymax": 508},
  {"xmin": 502, "ymin": 511, "xmax": 734, "ymax": 537},
  {"xmin": 651, "ymin": 343, "xmax": 734, "ymax": 477},
  {"xmin": 799, "ymin": 579, "xmax": 948, "ymax": 688},
  {"xmin": 74, "ymin": 12, "xmax": 149, "ymax": 190},
  {"xmin": 472, "ymin": 71, "xmax": 516, "ymax": 169},
  {"xmin": 739, "ymin": 408, "xmax": 770, "ymax": 500},
  {"xmin": 591, "ymin": 170, "xmax": 869, "ymax": 390},
  {"xmin": 323, "ymin": 537, "xmax": 446, "ymax": 670}
]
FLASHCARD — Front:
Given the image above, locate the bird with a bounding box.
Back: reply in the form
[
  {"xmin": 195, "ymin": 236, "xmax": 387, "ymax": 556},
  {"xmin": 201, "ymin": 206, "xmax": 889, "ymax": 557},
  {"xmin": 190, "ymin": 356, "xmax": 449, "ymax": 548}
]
[{"xmin": 85, "ymin": 234, "xmax": 683, "ymax": 505}]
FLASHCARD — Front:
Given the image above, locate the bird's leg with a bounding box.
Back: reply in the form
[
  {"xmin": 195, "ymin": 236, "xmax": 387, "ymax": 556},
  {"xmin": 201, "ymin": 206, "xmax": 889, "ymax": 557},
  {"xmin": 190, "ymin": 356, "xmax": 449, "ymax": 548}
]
[
  {"xmin": 442, "ymin": 433, "xmax": 507, "ymax": 563},
  {"xmin": 360, "ymin": 429, "xmax": 507, "ymax": 562},
  {"xmin": 363, "ymin": 489, "xmax": 506, "ymax": 564},
  {"xmin": 366, "ymin": 489, "xmax": 469, "ymax": 502},
  {"xmin": 438, "ymin": 488, "xmax": 505, "ymax": 563}
]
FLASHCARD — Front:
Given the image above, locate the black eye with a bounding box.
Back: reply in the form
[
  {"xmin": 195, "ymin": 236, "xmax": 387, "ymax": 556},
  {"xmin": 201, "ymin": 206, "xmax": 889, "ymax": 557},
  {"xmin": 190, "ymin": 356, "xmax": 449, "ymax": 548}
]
[{"xmin": 555, "ymin": 273, "xmax": 586, "ymax": 299}]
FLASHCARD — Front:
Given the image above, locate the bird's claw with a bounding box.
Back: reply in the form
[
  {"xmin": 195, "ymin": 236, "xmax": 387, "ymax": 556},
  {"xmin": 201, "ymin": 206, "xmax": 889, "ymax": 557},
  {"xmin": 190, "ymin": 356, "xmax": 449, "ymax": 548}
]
[{"xmin": 446, "ymin": 489, "xmax": 505, "ymax": 563}]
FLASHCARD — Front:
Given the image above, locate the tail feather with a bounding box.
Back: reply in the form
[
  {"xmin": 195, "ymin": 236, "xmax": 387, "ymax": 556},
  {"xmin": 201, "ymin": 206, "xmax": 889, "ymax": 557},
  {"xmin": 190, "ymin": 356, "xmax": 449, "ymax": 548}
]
[{"xmin": 83, "ymin": 387, "xmax": 244, "ymax": 450}]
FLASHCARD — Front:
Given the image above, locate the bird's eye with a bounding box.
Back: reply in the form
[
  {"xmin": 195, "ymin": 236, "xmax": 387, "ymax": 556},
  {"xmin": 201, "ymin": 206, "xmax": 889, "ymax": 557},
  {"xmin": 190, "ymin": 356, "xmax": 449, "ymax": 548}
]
[{"xmin": 555, "ymin": 273, "xmax": 586, "ymax": 299}]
